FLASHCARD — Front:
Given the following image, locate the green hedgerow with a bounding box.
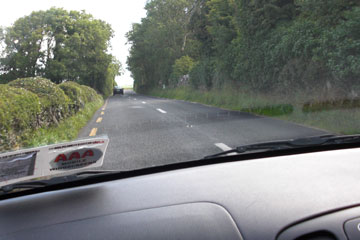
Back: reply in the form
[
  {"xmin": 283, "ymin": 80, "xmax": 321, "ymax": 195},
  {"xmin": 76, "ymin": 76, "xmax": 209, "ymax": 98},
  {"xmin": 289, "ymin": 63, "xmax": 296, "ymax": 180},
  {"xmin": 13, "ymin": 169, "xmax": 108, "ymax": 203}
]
[
  {"xmin": 9, "ymin": 77, "xmax": 71, "ymax": 125},
  {"xmin": 0, "ymin": 84, "xmax": 41, "ymax": 150}
]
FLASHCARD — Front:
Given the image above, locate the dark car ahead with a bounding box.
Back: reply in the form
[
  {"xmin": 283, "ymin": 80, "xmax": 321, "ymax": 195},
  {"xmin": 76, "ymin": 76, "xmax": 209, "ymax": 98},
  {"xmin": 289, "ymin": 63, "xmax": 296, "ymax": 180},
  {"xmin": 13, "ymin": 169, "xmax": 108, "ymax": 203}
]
[{"xmin": 113, "ymin": 86, "xmax": 124, "ymax": 95}]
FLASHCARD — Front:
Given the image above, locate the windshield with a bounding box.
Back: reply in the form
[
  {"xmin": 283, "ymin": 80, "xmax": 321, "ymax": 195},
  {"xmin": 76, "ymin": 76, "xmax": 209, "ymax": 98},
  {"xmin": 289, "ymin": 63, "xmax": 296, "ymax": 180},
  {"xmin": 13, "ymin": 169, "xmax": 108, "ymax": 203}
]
[{"xmin": 0, "ymin": 0, "xmax": 359, "ymax": 177}]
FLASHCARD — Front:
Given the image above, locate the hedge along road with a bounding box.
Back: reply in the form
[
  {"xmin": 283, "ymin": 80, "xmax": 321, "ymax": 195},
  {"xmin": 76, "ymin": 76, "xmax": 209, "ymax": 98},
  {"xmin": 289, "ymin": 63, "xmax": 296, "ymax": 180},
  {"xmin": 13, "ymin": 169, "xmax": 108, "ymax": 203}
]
[
  {"xmin": 78, "ymin": 90, "xmax": 328, "ymax": 171},
  {"xmin": 0, "ymin": 78, "xmax": 103, "ymax": 152}
]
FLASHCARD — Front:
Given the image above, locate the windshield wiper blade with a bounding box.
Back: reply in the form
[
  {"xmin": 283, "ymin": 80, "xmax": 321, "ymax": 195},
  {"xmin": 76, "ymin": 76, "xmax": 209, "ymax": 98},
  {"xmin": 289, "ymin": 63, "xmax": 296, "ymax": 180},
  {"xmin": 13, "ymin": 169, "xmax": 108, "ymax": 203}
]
[
  {"xmin": 204, "ymin": 134, "xmax": 360, "ymax": 159},
  {"xmin": 0, "ymin": 170, "xmax": 119, "ymax": 194}
]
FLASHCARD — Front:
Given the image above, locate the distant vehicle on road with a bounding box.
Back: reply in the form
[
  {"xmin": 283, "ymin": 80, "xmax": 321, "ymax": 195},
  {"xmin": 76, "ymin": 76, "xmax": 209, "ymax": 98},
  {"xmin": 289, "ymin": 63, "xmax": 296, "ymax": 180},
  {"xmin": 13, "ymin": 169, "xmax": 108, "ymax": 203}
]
[{"xmin": 113, "ymin": 86, "xmax": 124, "ymax": 95}]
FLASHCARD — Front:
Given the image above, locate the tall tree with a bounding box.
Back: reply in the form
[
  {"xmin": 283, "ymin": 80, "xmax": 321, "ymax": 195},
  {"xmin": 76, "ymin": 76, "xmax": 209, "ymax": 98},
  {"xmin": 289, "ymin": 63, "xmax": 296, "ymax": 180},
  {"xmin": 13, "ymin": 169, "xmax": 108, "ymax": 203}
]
[
  {"xmin": 127, "ymin": 0, "xmax": 360, "ymax": 93},
  {"xmin": 0, "ymin": 8, "xmax": 121, "ymax": 97},
  {"xmin": 127, "ymin": 0, "xmax": 199, "ymax": 90}
]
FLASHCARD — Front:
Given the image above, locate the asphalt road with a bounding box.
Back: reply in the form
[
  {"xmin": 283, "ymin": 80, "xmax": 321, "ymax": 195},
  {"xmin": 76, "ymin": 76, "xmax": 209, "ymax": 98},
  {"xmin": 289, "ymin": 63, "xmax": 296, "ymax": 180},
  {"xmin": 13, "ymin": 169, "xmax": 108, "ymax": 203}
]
[{"xmin": 79, "ymin": 90, "xmax": 327, "ymax": 170}]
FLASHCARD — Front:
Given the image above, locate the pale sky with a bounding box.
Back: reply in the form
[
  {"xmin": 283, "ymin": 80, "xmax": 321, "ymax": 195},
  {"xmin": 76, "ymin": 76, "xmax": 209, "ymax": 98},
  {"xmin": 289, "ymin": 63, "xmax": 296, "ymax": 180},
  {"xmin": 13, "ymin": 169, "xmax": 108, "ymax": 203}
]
[{"xmin": 0, "ymin": 0, "xmax": 147, "ymax": 86}]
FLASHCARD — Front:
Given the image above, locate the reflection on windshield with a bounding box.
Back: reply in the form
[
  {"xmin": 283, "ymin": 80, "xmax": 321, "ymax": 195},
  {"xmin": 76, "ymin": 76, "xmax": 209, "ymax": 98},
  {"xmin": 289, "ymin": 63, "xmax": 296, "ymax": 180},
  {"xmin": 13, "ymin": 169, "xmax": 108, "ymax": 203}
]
[{"xmin": 0, "ymin": 0, "xmax": 359, "ymax": 174}]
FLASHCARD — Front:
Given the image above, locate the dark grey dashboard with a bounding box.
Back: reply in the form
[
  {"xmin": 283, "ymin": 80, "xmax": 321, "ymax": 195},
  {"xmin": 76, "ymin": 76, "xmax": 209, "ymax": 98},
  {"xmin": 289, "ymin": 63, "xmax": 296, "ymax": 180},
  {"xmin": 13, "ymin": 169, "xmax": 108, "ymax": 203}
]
[{"xmin": 1, "ymin": 148, "xmax": 360, "ymax": 240}]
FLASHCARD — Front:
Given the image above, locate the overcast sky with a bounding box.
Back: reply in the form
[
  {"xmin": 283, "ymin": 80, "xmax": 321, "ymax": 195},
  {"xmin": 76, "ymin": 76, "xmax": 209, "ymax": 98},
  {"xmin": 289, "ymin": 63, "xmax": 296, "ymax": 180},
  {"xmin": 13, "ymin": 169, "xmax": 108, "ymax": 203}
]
[{"xmin": 0, "ymin": 0, "xmax": 147, "ymax": 86}]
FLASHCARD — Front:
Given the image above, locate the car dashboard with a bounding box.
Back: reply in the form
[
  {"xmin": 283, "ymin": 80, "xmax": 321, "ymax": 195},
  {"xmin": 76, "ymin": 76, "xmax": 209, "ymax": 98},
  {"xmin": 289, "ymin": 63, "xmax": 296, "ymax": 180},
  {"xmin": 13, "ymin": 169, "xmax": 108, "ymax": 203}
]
[{"xmin": 1, "ymin": 147, "xmax": 360, "ymax": 240}]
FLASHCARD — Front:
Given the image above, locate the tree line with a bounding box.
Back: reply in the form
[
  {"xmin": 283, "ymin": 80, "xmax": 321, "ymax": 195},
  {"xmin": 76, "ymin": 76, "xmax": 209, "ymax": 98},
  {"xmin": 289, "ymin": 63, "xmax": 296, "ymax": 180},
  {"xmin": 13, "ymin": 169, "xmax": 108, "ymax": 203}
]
[
  {"xmin": 0, "ymin": 8, "xmax": 122, "ymax": 97},
  {"xmin": 127, "ymin": 0, "xmax": 360, "ymax": 96}
]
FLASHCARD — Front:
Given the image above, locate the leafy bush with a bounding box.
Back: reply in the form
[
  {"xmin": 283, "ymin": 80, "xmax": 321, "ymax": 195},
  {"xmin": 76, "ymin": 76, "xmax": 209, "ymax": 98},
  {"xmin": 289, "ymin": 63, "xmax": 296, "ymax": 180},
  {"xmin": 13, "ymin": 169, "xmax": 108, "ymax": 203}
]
[
  {"xmin": 23, "ymin": 98, "xmax": 104, "ymax": 148},
  {"xmin": 0, "ymin": 85, "xmax": 41, "ymax": 150},
  {"xmin": 1, "ymin": 78, "xmax": 103, "ymax": 151},
  {"xmin": 189, "ymin": 58, "xmax": 213, "ymax": 90},
  {"xmin": 9, "ymin": 77, "xmax": 71, "ymax": 125},
  {"xmin": 78, "ymin": 85, "xmax": 103, "ymax": 103},
  {"xmin": 170, "ymin": 56, "xmax": 196, "ymax": 86},
  {"xmin": 322, "ymin": 7, "xmax": 360, "ymax": 84},
  {"xmin": 59, "ymin": 81, "xmax": 88, "ymax": 110}
]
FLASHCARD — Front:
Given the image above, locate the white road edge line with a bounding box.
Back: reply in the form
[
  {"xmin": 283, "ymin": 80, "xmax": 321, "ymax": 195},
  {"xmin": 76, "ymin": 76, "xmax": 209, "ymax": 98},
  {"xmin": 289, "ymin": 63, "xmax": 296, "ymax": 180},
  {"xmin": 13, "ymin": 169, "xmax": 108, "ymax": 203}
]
[
  {"xmin": 156, "ymin": 108, "xmax": 167, "ymax": 114},
  {"xmin": 215, "ymin": 143, "xmax": 237, "ymax": 156}
]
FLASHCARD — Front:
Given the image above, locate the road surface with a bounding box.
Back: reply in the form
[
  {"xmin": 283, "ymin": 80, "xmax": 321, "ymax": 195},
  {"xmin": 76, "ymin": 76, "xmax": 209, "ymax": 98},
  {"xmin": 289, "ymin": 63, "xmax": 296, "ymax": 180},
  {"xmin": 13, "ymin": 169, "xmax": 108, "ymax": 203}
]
[{"xmin": 79, "ymin": 90, "xmax": 327, "ymax": 170}]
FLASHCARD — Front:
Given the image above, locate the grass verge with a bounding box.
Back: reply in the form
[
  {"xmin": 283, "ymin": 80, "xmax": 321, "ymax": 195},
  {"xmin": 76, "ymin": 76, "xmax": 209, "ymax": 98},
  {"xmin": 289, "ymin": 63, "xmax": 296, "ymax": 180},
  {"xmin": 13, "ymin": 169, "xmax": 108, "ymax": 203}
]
[
  {"xmin": 22, "ymin": 98, "xmax": 104, "ymax": 148},
  {"xmin": 278, "ymin": 108, "xmax": 360, "ymax": 135},
  {"xmin": 146, "ymin": 87, "xmax": 360, "ymax": 135}
]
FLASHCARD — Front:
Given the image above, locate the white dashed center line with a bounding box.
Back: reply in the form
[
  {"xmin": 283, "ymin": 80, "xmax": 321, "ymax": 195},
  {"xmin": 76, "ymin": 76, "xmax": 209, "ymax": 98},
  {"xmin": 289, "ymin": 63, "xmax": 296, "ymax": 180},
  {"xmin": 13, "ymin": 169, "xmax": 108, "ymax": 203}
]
[
  {"xmin": 156, "ymin": 108, "xmax": 167, "ymax": 114},
  {"xmin": 215, "ymin": 143, "xmax": 232, "ymax": 151},
  {"xmin": 142, "ymin": 101, "xmax": 146, "ymax": 104},
  {"xmin": 215, "ymin": 143, "xmax": 237, "ymax": 155}
]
